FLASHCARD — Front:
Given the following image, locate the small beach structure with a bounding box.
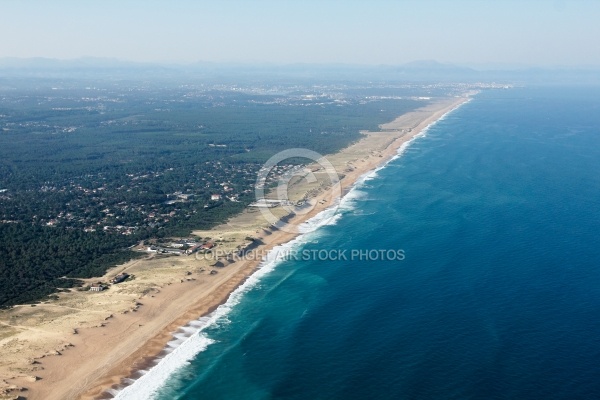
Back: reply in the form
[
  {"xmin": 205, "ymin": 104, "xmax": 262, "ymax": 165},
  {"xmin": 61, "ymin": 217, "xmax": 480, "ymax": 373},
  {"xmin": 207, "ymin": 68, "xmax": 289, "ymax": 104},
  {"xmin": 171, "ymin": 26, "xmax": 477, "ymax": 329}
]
[
  {"xmin": 249, "ymin": 199, "xmax": 293, "ymax": 208},
  {"xmin": 185, "ymin": 244, "xmax": 202, "ymax": 255},
  {"xmin": 89, "ymin": 284, "xmax": 106, "ymax": 292},
  {"xmin": 111, "ymin": 273, "xmax": 130, "ymax": 284},
  {"xmin": 200, "ymin": 242, "xmax": 215, "ymax": 250}
]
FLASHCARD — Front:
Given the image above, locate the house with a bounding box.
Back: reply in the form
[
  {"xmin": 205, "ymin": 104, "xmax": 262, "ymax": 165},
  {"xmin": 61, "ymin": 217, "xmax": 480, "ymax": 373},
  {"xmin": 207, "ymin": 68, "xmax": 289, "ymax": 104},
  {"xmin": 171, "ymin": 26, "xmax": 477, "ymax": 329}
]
[
  {"xmin": 111, "ymin": 273, "xmax": 130, "ymax": 284},
  {"xmin": 186, "ymin": 244, "xmax": 202, "ymax": 255},
  {"xmin": 211, "ymin": 194, "xmax": 221, "ymax": 201},
  {"xmin": 164, "ymin": 248, "xmax": 183, "ymax": 255},
  {"xmin": 89, "ymin": 284, "xmax": 106, "ymax": 292},
  {"xmin": 200, "ymin": 242, "xmax": 215, "ymax": 250}
]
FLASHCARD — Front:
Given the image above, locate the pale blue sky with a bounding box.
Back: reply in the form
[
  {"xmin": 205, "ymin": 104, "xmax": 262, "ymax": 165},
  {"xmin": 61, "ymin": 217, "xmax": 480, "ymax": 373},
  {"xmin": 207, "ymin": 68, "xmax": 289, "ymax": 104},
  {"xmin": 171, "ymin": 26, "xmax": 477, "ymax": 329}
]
[{"xmin": 1, "ymin": 0, "xmax": 599, "ymax": 66}]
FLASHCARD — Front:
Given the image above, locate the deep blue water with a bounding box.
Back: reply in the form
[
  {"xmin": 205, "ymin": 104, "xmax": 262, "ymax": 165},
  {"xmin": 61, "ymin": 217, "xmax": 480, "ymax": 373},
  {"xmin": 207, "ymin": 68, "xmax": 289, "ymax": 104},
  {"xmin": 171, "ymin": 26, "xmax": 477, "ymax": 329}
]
[{"xmin": 141, "ymin": 87, "xmax": 600, "ymax": 399}]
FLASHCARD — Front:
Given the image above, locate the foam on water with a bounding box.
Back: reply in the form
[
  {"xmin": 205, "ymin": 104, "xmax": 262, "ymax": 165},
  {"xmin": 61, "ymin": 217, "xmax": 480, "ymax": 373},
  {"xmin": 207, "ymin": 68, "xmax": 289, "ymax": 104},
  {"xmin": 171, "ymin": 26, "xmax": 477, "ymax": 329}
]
[
  {"xmin": 388, "ymin": 100, "xmax": 469, "ymax": 164},
  {"xmin": 111, "ymin": 99, "xmax": 470, "ymax": 399},
  {"xmin": 347, "ymin": 99, "xmax": 470, "ymax": 196},
  {"xmin": 113, "ymin": 206, "xmax": 343, "ymax": 399},
  {"xmin": 115, "ymin": 334, "xmax": 215, "ymax": 399}
]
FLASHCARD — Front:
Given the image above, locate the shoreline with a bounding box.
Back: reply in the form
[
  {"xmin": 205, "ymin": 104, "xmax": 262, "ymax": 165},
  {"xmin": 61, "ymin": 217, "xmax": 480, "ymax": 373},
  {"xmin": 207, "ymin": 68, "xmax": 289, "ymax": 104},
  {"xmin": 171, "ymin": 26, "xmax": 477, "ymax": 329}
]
[
  {"xmin": 0, "ymin": 95, "xmax": 470, "ymax": 400},
  {"xmin": 91, "ymin": 95, "xmax": 472, "ymax": 399}
]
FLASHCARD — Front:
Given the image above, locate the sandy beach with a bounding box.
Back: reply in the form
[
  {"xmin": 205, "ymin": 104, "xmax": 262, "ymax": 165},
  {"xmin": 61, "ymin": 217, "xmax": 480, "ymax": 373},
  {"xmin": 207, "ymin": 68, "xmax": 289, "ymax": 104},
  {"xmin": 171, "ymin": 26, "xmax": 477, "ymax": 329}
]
[{"xmin": 0, "ymin": 95, "xmax": 469, "ymax": 400}]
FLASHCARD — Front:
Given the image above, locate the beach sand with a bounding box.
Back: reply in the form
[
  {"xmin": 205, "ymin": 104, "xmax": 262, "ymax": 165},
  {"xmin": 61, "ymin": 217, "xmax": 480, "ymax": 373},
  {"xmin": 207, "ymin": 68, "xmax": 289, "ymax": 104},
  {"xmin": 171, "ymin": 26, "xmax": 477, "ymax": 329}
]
[{"xmin": 0, "ymin": 95, "xmax": 469, "ymax": 400}]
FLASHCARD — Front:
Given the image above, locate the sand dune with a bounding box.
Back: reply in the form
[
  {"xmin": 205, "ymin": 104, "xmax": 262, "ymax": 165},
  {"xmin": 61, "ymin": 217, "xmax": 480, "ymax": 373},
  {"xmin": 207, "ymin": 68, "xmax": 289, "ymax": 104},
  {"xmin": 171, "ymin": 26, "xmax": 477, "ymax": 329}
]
[{"xmin": 0, "ymin": 96, "xmax": 469, "ymax": 400}]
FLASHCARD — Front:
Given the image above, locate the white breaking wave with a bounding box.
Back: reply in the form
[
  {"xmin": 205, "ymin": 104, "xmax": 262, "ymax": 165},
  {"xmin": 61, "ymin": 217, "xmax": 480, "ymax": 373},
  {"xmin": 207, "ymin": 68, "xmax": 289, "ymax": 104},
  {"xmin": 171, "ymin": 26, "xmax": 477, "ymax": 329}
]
[
  {"xmin": 114, "ymin": 332, "xmax": 214, "ymax": 400},
  {"xmin": 112, "ymin": 98, "xmax": 471, "ymax": 400},
  {"xmin": 113, "ymin": 205, "xmax": 340, "ymax": 399},
  {"xmin": 389, "ymin": 99, "xmax": 470, "ymax": 166},
  {"xmin": 337, "ymin": 189, "xmax": 368, "ymax": 212},
  {"xmin": 337, "ymin": 99, "xmax": 471, "ymax": 215}
]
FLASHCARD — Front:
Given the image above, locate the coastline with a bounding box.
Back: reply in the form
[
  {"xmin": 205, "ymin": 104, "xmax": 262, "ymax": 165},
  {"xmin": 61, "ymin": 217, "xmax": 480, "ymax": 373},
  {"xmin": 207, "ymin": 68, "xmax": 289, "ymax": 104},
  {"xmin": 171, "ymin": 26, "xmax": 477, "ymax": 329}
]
[{"xmin": 0, "ymin": 95, "xmax": 470, "ymax": 400}]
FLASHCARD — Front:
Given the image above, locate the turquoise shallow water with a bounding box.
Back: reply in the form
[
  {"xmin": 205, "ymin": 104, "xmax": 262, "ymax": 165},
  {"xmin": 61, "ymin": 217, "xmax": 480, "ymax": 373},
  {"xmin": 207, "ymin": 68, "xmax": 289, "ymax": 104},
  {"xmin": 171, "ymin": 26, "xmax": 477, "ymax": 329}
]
[{"xmin": 121, "ymin": 87, "xmax": 600, "ymax": 400}]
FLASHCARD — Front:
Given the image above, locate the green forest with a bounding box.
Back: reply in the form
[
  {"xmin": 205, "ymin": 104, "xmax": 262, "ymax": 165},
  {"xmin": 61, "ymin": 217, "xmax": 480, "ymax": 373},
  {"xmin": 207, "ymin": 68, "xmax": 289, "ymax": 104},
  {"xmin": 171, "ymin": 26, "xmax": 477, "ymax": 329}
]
[{"xmin": 0, "ymin": 78, "xmax": 441, "ymax": 307}]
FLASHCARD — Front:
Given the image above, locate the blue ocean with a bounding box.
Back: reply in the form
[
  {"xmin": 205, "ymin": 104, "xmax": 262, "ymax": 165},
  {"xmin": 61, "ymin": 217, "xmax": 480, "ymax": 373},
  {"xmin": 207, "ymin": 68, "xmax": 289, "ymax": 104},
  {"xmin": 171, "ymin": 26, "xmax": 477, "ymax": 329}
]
[{"xmin": 116, "ymin": 87, "xmax": 600, "ymax": 400}]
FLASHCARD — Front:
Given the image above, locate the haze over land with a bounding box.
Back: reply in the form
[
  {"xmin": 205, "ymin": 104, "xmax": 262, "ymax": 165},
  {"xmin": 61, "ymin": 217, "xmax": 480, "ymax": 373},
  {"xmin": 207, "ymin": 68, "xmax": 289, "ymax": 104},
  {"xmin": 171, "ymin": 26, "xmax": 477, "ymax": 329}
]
[
  {"xmin": 1, "ymin": 0, "xmax": 599, "ymax": 68},
  {"xmin": 2, "ymin": 1, "xmax": 600, "ymax": 399}
]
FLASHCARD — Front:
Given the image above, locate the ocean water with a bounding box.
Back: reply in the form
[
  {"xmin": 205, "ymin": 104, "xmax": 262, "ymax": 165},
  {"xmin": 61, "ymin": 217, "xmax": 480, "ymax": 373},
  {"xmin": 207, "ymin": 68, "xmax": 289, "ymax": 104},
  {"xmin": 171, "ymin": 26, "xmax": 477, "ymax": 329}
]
[{"xmin": 117, "ymin": 87, "xmax": 600, "ymax": 400}]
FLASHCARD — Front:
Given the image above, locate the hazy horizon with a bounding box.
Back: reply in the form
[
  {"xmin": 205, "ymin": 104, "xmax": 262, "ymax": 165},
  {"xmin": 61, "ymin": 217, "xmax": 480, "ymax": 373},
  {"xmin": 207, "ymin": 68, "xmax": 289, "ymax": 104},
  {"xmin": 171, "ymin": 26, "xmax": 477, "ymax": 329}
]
[{"xmin": 2, "ymin": 0, "xmax": 600, "ymax": 68}]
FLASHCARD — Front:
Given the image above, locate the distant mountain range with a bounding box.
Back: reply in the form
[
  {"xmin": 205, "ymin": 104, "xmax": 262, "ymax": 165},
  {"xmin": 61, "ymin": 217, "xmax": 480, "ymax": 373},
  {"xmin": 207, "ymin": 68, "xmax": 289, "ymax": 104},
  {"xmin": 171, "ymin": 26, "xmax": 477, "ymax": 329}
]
[{"xmin": 0, "ymin": 57, "xmax": 598, "ymax": 84}]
